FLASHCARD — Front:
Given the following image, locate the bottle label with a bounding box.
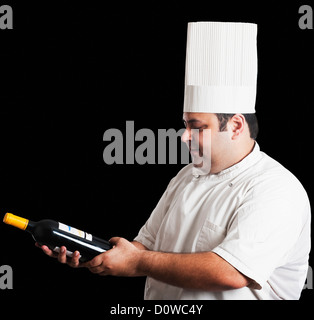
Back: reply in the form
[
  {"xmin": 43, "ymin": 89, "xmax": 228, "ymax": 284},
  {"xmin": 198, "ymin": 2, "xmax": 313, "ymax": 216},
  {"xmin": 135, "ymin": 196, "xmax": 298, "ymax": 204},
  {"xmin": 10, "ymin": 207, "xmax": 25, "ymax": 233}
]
[{"xmin": 58, "ymin": 222, "xmax": 93, "ymax": 241}]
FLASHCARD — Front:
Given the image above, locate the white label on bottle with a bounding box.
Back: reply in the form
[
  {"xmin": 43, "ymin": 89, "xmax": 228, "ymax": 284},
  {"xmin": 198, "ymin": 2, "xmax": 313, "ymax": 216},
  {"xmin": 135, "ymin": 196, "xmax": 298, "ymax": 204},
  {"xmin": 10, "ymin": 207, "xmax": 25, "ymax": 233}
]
[
  {"xmin": 58, "ymin": 222, "xmax": 85, "ymax": 239},
  {"xmin": 86, "ymin": 233, "xmax": 93, "ymax": 241},
  {"xmin": 58, "ymin": 222, "xmax": 93, "ymax": 241},
  {"xmin": 53, "ymin": 246, "xmax": 82, "ymax": 259}
]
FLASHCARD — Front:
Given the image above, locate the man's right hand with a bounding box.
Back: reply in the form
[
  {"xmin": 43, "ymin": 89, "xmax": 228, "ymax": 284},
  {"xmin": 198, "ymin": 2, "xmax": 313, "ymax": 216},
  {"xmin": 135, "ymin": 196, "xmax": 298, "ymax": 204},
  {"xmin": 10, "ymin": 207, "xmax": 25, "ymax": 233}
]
[{"xmin": 35, "ymin": 242, "xmax": 81, "ymax": 268}]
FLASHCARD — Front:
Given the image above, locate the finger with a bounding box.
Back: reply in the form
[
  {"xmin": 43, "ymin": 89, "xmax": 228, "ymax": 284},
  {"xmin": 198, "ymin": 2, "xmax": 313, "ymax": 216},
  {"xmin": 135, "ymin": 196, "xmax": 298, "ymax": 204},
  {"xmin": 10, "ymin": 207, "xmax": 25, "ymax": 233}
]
[
  {"xmin": 109, "ymin": 237, "xmax": 121, "ymax": 246},
  {"xmin": 57, "ymin": 246, "xmax": 67, "ymax": 264},
  {"xmin": 109, "ymin": 237, "xmax": 122, "ymax": 249},
  {"xmin": 84, "ymin": 254, "xmax": 104, "ymax": 268},
  {"xmin": 68, "ymin": 251, "xmax": 81, "ymax": 268},
  {"xmin": 41, "ymin": 245, "xmax": 54, "ymax": 256},
  {"xmin": 88, "ymin": 262, "xmax": 104, "ymax": 274},
  {"xmin": 37, "ymin": 243, "xmax": 58, "ymax": 258}
]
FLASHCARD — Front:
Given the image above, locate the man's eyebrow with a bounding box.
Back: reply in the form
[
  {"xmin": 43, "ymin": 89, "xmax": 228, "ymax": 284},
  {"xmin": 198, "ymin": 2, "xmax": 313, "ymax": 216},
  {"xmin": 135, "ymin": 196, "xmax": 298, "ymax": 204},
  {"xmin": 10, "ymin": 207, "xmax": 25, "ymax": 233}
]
[{"xmin": 182, "ymin": 119, "xmax": 202, "ymax": 124}]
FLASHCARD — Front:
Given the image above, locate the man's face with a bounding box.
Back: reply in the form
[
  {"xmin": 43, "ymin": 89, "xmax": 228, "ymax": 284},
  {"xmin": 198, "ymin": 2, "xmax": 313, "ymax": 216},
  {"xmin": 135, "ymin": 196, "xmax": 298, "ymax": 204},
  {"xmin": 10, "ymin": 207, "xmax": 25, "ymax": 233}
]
[{"xmin": 182, "ymin": 112, "xmax": 231, "ymax": 173}]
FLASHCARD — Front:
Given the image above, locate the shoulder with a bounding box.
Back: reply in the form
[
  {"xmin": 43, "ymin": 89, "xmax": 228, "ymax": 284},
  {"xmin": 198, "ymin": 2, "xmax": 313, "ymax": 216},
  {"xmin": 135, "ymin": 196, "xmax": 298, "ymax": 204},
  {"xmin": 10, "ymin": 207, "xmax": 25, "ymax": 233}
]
[
  {"xmin": 244, "ymin": 151, "xmax": 310, "ymax": 217},
  {"xmin": 254, "ymin": 152, "xmax": 307, "ymax": 194}
]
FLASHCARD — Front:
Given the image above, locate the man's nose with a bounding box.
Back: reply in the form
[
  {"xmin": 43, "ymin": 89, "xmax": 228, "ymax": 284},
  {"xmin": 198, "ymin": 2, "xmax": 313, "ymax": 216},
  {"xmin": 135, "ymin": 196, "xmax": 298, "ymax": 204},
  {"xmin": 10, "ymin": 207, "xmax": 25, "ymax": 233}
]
[{"xmin": 181, "ymin": 128, "xmax": 191, "ymax": 144}]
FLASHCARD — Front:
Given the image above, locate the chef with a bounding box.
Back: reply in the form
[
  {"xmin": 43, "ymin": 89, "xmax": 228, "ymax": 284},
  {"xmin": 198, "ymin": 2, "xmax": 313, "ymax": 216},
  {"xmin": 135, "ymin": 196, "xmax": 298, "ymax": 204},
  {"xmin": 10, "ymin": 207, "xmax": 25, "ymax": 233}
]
[{"xmin": 39, "ymin": 22, "xmax": 311, "ymax": 300}]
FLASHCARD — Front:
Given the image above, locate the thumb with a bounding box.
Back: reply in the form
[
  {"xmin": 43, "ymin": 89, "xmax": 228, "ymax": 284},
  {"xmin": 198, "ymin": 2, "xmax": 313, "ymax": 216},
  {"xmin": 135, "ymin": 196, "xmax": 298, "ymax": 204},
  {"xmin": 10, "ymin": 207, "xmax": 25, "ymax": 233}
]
[{"xmin": 109, "ymin": 236, "xmax": 121, "ymax": 247}]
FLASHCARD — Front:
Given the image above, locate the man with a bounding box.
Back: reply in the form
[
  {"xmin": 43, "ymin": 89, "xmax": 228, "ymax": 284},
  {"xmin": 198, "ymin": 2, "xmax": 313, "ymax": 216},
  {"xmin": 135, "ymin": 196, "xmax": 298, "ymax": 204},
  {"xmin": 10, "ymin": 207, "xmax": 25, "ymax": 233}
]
[{"xmin": 39, "ymin": 22, "xmax": 311, "ymax": 300}]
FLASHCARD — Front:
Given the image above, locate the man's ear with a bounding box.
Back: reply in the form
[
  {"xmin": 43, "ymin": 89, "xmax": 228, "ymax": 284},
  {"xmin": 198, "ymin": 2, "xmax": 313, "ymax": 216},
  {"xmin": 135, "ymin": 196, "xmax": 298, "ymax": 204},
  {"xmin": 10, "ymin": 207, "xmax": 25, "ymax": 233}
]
[{"xmin": 229, "ymin": 114, "xmax": 245, "ymax": 140}]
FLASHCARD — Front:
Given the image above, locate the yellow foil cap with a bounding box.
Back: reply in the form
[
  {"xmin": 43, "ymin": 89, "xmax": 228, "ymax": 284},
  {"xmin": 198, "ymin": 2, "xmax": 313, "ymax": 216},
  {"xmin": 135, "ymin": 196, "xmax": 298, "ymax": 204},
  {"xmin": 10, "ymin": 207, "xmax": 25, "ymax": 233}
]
[{"xmin": 3, "ymin": 213, "xmax": 29, "ymax": 230}]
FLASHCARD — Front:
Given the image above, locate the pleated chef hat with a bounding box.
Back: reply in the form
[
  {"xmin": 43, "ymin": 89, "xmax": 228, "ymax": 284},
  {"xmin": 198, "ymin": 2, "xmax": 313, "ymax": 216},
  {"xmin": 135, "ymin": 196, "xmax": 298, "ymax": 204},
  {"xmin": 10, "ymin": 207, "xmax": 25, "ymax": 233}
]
[{"xmin": 183, "ymin": 22, "xmax": 258, "ymax": 114}]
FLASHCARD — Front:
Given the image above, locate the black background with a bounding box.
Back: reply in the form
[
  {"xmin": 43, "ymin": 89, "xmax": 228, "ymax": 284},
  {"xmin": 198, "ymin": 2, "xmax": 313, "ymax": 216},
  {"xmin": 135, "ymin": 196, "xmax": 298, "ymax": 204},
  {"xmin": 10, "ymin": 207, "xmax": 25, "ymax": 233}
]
[{"xmin": 0, "ymin": 0, "xmax": 313, "ymax": 301}]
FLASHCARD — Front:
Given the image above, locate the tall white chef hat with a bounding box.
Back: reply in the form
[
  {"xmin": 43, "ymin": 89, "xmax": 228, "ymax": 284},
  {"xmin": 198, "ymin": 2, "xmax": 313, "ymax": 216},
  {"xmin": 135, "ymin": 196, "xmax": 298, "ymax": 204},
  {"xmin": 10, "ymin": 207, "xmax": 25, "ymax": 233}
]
[{"xmin": 183, "ymin": 22, "xmax": 258, "ymax": 114}]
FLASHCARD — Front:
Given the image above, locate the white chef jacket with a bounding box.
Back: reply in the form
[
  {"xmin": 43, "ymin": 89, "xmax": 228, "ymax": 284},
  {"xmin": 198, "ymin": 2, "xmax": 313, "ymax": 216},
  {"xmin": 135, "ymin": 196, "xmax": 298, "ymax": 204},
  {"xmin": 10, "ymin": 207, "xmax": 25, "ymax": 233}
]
[{"xmin": 134, "ymin": 143, "xmax": 311, "ymax": 300}]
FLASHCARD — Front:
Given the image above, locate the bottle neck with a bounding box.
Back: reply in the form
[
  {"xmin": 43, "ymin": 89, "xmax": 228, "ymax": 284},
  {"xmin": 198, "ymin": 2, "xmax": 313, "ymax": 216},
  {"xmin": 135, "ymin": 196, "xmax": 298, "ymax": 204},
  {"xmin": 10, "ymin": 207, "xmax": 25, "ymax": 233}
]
[{"xmin": 26, "ymin": 220, "xmax": 36, "ymax": 232}]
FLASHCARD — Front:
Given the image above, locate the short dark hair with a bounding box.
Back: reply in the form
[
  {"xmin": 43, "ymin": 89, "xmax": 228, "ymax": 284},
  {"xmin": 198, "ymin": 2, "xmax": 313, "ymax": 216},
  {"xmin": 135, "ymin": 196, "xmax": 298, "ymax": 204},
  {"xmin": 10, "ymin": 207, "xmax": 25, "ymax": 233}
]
[{"xmin": 215, "ymin": 113, "xmax": 259, "ymax": 140}]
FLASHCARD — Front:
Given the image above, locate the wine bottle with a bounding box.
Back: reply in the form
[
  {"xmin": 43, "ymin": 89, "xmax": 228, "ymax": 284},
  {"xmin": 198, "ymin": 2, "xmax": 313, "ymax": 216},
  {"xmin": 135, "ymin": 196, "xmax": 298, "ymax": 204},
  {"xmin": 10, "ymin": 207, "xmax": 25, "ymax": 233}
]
[{"xmin": 3, "ymin": 213, "xmax": 112, "ymax": 262}]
